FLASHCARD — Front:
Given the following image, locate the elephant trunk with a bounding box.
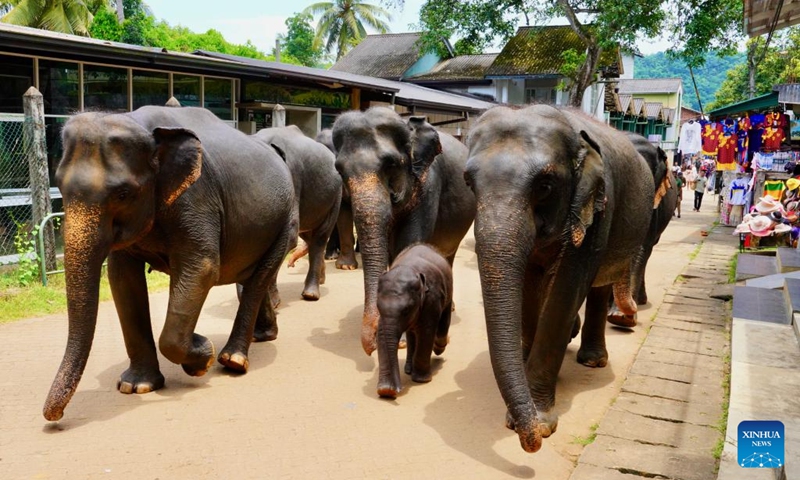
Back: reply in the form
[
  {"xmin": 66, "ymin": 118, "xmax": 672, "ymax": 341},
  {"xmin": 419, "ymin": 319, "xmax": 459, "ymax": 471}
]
[
  {"xmin": 474, "ymin": 196, "xmax": 541, "ymax": 453},
  {"xmin": 43, "ymin": 204, "xmax": 109, "ymax": 421},
  {"xmin": 376, "ymin": 313, "xmax": 402, "ymax": 398},
  {"xmin": 349, "ymin": 174, "xmax": 391, "ymax": 356}
]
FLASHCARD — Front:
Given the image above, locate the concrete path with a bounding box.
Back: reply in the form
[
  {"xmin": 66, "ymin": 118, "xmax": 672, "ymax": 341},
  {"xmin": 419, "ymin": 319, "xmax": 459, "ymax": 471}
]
[
  {"xmin": 0, "ymin": 195, "xmax": 721, "ymax": 479},
  {"xmin": 571, "ymin": 224, "xmax": 736, "ymax": 479}
]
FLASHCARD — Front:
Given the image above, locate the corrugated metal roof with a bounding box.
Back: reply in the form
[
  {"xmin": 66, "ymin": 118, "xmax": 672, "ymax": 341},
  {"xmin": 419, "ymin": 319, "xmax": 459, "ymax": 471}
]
[
  {"xmin": 708, "ymin": 91, "xmax": 779, "ymax": 118},
  {"xmin": 330, "ymin": 33, "xmax": 425, "ymax": 80},
  {"xmin": 644, "ymin": 102, "xmax": 662, "ymax": 119},
  {"xmin": 662, "ymin": 107, "xmax": 675, "ymax": 123},
  {"xmin": 485, "ymin": 26, "xmax": 620, "ymax": 78},
  {"xmin": 775, "ymin": 83, "xmax": 800, "ymax": 103},
  {"xmin": 619, "ymin": 94, "xmax": 633, "ymax": 114},
  {"xmin": 618, "ymin": 78, "xmax": 682, "ymax": 94},
  {"xmin": 407, "ymin": 54, "xmax": 498, "ymax": 81},
  {"xmin": 632, "ymin": 98, "xmax": 645, "ymax": 115}
]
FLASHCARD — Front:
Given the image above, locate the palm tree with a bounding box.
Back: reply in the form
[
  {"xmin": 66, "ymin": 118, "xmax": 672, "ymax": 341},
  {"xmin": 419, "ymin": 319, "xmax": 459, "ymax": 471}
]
[
  {"xmin": 303, "ymin": 0, "xmax": 392, "ymax": 60},
  {"xmin": 0, "ymin": 0, "xmax": 104, "ymax": 36}
]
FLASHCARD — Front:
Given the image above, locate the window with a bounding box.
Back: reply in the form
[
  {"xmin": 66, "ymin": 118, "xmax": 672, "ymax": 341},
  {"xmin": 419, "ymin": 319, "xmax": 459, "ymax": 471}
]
[
  {"xmin": 173, "ymin": 74, "xmax": 200, "ymax": 107},
  {"xmin": 39, "ymin": 60, "xmax": 80, "ymax": 115},
  {"xmin": 0, "ymin": 54, "xmax": 34, "ymax": 114},
  {"xmin": 204, "ymin": 77, "xmax": 232, "ymax": 120},
  {"xmin": 83, "ymin": 64, "xmax": 128, "ymax": 112},
  {"xmin": 132, "ymin": 70, "xmax": 169, "ymax": 109},
  {"xmin": 526, "ymin": 87, "xmax": 556, "ymax": 105}
]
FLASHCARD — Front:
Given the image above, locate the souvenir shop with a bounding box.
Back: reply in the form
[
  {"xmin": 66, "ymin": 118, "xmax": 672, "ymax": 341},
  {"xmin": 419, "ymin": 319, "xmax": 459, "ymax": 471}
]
[{"xmin": 697, "ymin": 91, "xmax": 800, "ymax": 247}]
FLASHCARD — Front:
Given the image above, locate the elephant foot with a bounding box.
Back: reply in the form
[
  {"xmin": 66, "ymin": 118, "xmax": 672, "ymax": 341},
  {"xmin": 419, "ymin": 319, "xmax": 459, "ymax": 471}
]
[
  {"xmin": 433, "ymin": 336, "xmax": 449, "ymax": 356},
  {"xmin": 253, "ymin": 326, "xmax": 278, "ymax": 342},
  {"xmin": 175, "ymin": 334, "xmax": 215, "ymax": 377},
  {"xmin": 607, "ymin": 312, "xmax": 637, "ymax": 328},
  {"xmin": 117, "ymin": 367, "xmax": 165, "ymax": 394},
  {"xmin": 636, "ymin": 291, "xmax": 648, "ymax": 306},
  {"xmin": 324, "ymin": 249, "xmax": 340, "ymax": 260},
  {"xmin": 218, "ymin": 350, "xmax": 249, "ymax": 373},
  {"xmin": 269, "ymin": 284, "xmax": 281, "ymax": 309},
  {"xmin": 377, "ymin": 383, "xmax": 401, "ymax": 399},
  {"xmin": 411, "ymin": 371, "xmax": 432, "ymax": 383},
  {"xmin": 301, "ymin": 284, "xmax": 321, "ymax": 301},
  {"xmin": 577, "ymin": 345, "xmax": 608, "ymax": 368},
  {"xmin": 336, "ymin": 254, "xmax": 358, "ymax": 270}
]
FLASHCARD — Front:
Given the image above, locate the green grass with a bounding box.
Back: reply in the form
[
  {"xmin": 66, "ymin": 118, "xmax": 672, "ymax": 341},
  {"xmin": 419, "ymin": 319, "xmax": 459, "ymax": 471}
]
[
  {"xmin": 727, "ymin": 253, "xmax": 739, "ymax": 284},
  {"xmin": 0, "ymin": 266, "xmax": 170, "ymax": 324},
  {"xmin": 571, "ymin": 422, "xmax": 599, "ymax": 446},
  {"xmin": 713, "ymin": 305, "xmax": 733, "ymax": 467},
  {"xmin": 676, "ymin": 274, "xmax": 688, "ymax": 283},
  {"xmin": 688, "ymin": 243, "xmax": 703, "ymax": 260}
]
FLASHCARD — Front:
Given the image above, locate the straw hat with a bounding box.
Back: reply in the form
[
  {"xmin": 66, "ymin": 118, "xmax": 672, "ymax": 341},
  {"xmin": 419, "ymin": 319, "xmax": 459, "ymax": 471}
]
[
  {"xmin": 773, "ymin": 223, "xmax": 792, "ymax": 234},
  {"xmin": 755, "ymin": 196, "xmax": 783, "ymax": 214},
  {"xmin": 787, "ymin": 178, "xmax": 800, "ymax": 191},
  {"xmin": 749, "ymin": 215, "xmax": 776, "ymax": 237}
]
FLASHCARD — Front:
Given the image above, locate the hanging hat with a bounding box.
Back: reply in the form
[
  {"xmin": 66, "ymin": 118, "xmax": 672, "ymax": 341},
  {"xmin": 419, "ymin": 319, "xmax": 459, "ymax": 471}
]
[
  {"xmin": 788, "ymin": 178, "xmax": 800, "ymax": 191},
  {"xmin": 749, "ymin": 215, "xmax": 776, "ymax": 237},
  {"xmin": 769, "ymin": 210, "xmax": 784, "ymax": 223},
  {"xmin": 756, "ymin": 196, "xmax": 783, "ymax": 214},
  {"xmin": 773, "ymin": 223, "xmax": 792, "ymax": 234}
]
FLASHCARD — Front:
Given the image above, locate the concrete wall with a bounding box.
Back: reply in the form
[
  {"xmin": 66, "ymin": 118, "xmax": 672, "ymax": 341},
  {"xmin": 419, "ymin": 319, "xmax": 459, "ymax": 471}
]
[{"xmin": 620, "ymin": 53, "xmax": 635, "ymax": 79}]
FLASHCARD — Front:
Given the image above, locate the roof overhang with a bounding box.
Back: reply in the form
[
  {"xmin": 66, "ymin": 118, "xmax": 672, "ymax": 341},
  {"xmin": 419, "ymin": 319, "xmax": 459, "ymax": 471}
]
[
  {"xmin": 708, "ymin": 91, "xmax": 779, "ymax": 118},
  {"xmin": 745, "ymin": 0, "xmax": 800, "ymax": 37}
]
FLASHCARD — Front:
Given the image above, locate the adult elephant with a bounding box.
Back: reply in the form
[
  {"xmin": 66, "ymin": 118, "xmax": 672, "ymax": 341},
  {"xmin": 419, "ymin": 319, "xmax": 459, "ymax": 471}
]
[
  {"xmin": 255, "ymin": 125, "xmax": 342, "ymax": 301},
  {"xmin": 464, "ymin": 105, "xmax": 654, "ymax": 453},
  {"xmin": 43, "ymin": 106, "xmax": 294, "ymax": 421},
  {"xmin": 332, "ymin": 107, "xmax": 476, "ymax": 355},
  {"xmin": 608, "ymin": 134, "xmax": 677, "ymax": 326},
  {"xmin": 316, "ymin": 128, "xmax": 358, "ymax": 269}
]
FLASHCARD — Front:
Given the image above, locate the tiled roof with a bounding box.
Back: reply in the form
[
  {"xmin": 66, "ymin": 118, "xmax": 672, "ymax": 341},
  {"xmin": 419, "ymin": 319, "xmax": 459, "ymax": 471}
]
[
  {"xmin": 407, "ymin": 54, "xmax": 498, "ymax": 81},
  {"xmin": 618, "ymin": 78, "xmax": 682, "ymax": 94},
  {"xmin": 644, "ymin": 101, "xmax": 663, "ymax": 119},
  {"xmin": 485, "ymin": 25, "xmax": 620, "ymax": 78},
  {"xmin": 775, "ymin": 83, "xmax": 800, "ymax": 103},
  {"xmin": 330, "ymin": 33, "xmax": 426, "ymax": 80},
  {"xmin": 619, "ymin": 94, "xmax": 633, "ymax": 114}
]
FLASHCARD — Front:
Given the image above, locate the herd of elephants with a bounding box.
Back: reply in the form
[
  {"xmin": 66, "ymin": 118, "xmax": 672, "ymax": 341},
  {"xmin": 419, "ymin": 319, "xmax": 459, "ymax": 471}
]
[{"xmin": 42, "ymin": 102, "xmax": 677, "ymax": 454}]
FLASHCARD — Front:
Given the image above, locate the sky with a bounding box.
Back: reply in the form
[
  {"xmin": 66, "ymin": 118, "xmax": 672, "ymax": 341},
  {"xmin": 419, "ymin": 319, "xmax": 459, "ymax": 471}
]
[{"xmin": 143, "ymin": 0, "xmax": 673, "ymax": 56}]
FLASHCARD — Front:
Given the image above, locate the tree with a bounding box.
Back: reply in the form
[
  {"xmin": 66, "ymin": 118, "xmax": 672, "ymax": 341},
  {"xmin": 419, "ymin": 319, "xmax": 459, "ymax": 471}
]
[
  {"xmin": 416, "ymin": 0, "xmax": 747, "ymax": 107},
  {"xmin": 278, "ymin": 13, "xmax": 325, "ymax": 67},
  {"xmin": 303, "ymin": 0, "xmax": 392, "ymax": 60},
  {"xmin": 0, "ymin": 0, "xmax": 101, "ymax": 36}
]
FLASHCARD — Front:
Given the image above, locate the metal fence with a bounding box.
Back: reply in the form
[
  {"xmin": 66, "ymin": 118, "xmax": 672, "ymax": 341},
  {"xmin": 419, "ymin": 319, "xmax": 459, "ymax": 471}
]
[{"xmin": 0, "ymin": 113, "xmax": 34, "ymax": 264}]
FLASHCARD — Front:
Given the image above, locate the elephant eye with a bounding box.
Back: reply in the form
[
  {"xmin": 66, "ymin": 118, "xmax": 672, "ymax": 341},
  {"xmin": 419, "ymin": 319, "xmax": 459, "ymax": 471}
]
[{"xmin": 534, "ymin": 182, "xmax": 553, "ymax": 202}]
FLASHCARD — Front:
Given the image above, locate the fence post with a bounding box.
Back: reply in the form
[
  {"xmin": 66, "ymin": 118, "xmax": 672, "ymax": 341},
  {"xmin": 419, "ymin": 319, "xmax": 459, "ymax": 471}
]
[
  {"xmin": 272, "ymin": 104, "xmax": 286, "ymax": 127},
  {"xmin": 23, "ymin": 87, "xmax": 56, "ymax": 273}
]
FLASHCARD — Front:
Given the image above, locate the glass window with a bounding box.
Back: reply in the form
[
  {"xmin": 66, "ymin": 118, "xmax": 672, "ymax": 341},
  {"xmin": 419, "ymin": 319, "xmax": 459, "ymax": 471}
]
[
  {"xmin": 39, "ymin": 60, "xmax": 80, "ymax": 115},
  {"xmin": 45, "ymin": 116, "xmax": 69, "ymax": 187},
  {"xmin": 132, "ymin": 70, "xmax": 169, "ymax": 109},
  {"xmin": 173, "ymin": 74, "xmax": 200, "ymax": 107},
  {"xmin": 0, "ymin": 54, "xmax": 34, "ymax": 114},
  {"xmin": 204, "ymin": 77, "xmax": 232, "ymax": 120},
  {"xmin": 83, "ymin": 64, "xmax": 128, "ymax": 112}
]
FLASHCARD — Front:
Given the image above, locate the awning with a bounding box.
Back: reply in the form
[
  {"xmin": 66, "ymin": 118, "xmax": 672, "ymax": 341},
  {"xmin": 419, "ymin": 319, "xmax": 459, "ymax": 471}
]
[{"xmin": 708, "ymin": 91, "xmax": 779, "ymax": 118}]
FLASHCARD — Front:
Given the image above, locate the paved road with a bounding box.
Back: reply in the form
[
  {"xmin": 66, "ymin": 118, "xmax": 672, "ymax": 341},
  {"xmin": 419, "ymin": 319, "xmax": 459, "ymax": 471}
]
[{"xmin": 0, "ymin": 195, "xmax": 719, "ymax": 479}]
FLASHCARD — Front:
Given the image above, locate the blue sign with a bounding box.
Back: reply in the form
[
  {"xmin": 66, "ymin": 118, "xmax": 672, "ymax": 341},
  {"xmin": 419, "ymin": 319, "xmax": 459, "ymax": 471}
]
[{"xmin": 738, "ymin": 420, "xmax": 784, "ymax": 468}]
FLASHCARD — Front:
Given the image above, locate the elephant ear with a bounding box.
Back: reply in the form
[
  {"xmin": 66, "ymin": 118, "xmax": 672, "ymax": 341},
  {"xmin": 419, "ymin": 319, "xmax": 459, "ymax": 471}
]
[
  {"xmin": 270, "ymin": 143, "xmax": 287, "ymax": 162},
  {"xmin": 152, "ymin": 127, "xmax": 203, "ymax": 208},
  {"xmin": 652, "ymin": 146, "xmax": 671, "ymax": 209},
  {"xmin": 569, "ymin": 130, "xmax": 606, "ymax": 248},
  {"xmin": 408, "ymin": 116, "xmax": 442, "ymax": 179}
]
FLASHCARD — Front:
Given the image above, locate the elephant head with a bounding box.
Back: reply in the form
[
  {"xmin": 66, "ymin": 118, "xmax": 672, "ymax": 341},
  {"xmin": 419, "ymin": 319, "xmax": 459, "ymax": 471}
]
[
  {"xmin": 43, "ymin": 112, "xmax": 202, "ymax": 421},
  {"xmin": 463, "ymin": 105, "xmax": 606, "ymax": 453},
  {"xmin": 331, "ymin": 107, "xmax": 442, "ymax": 355}
]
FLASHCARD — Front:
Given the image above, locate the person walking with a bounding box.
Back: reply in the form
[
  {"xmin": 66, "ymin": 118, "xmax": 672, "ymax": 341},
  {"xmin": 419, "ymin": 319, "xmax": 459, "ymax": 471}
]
[
  {"xmin": 694, "ymin": 168, "xmax": 708, "ymax": 211},
  {"xmin": 675, "ymin": 171, "xmax": 684, "ymax": 218}
]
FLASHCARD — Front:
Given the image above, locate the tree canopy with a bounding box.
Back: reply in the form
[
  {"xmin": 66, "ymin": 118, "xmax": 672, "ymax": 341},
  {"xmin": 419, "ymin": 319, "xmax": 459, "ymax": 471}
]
[
  {"xmin": 0, "ymin": 0, "xmax": 105, "ymax": 36},
  {"xmin": 277, "ymin": 13, "xmax": 325, "ymax": 67},
  {"xmin": 303, "ymin": 0, "xmax": 392, "ymax": 60}
]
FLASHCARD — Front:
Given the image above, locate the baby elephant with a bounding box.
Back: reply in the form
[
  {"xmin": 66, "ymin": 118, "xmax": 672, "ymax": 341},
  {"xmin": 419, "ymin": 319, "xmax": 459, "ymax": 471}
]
[{"xmin": 376, "ymin": 244, "xmax": 453, "ymax": 398}]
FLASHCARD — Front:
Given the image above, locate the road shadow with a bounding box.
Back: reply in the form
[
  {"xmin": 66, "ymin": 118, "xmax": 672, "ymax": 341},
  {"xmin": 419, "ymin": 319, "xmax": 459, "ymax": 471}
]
[
  {"xmin": 307, "ymin": 304, "xmax": 374, "ymax": 373},
  {"xmin": 423, "ymin": 351, "xmax": 536, "ymax": 478}
]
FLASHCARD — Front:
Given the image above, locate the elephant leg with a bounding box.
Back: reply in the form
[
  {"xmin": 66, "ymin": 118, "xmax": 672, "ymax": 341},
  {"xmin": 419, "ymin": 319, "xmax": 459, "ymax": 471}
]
[
  {"xmin": 433, "ymin": 303, "xmax": 452, "ymax": 356},
  {"xmin": 404, "ymin": 330, "xmax": 416, "ymax": 375},
  {"xmin": 525, "ymin": 255, "xmax": 594, "ymax": 438},
  {"xmin": 108, "ymin": 251, "xmax": 164, "ymax": 394},
  {"xmin": 578, "ymin": 285, "xmax": 613, "ymax": 367},
  {"xmin": 411, "ymin": 323, "xmax": 436, "ymax": 384},
  {"xmin": 325, "ymin": 224, "xmax": 340, "ymax": 260},
  {"xmin": 158, "ymin": 256, "xmax": 218, "ymax": 377},
  {"xmin": 302, "ymin": 200, "xmax": 339, "ymax": 300},
  {"xmin": 219, "ymin": 228, "xmax": 292, "ymax": 370},
  {"xmin": 335, "ymin": 201, "xmax": 358, "ymax": 270}
]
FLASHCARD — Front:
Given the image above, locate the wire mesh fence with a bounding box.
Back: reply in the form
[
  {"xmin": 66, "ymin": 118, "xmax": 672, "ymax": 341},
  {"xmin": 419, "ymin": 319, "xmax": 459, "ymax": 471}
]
[{"xmin": 0, "ymin": 113, "xmax": 34, "ymax": 264}]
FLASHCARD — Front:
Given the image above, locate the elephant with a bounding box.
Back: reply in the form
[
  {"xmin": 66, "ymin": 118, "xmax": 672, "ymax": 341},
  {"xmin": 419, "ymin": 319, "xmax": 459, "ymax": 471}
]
[
  {"xmin": 608, "ymin": 134, "xmax": 677, "ymax": 327},
  {"xmin": 43, "ymin": 105, "xmax": 295, "ymax": 421},
  {"xmin": 464, "ymin": 105, "xmax": 655, "ymax": 453},
  {"xmin": 315, "ymin": 128, "xmax": 358, "ymax": 269},
  {"xmin": 376, "ymin": 243, "xmax": 453, "ymax": 399},
  {"xmin": 332, "ymin": 107, "xmax": 476, "ymax": 356},
  {"xmin": 255, "ymin": 125, "xmax": 342, "ymax": 301}
]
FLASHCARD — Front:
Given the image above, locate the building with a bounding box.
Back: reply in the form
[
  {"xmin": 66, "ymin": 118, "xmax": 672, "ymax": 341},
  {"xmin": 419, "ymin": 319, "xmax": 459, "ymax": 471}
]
[{"xmin": 605, "ymin": 78, "xmax": 683, "ymax": 145}]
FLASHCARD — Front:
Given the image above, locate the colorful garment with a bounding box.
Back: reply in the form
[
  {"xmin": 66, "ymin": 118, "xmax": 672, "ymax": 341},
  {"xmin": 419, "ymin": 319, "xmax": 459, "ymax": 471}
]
[
  {"xmin": 701, "ymin": 122, "xmax": 722, "ymax": 155},
  {"xmin": 716, "ymin": 121, "xmax": 737, "ymax": 171},
  {"xmin": 762, "ymin": 126, "xmax": 786, "ymax": 151},
  {"xmin": 749, "ymin": 126, "xmax": 764, "ymax": 154},
  {"xmin": 763, "ymin": 179, "xmax": 786, "ymax": 200},
  {"xmin": 729, "ymin": 177, "xmax": 749, "ymax": 205}
]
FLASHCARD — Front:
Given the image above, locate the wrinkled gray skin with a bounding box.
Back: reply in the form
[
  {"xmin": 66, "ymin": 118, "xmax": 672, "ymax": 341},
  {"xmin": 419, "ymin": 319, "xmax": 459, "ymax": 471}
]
[
  {"xmin": 256, "ymin": 125, "xmax": 342, "ymax": 301},
  {"xmin": 316, "ymin": 129, "xmax": 357, "ymax": 269},
  {"xmin": 376, "ymin": 244, "xmax": 453, "ymax": 398},
  {"xmin": 608, "ymin": 134, "xmax": 677, "ymax": 326},
  {"xmin": 464, "ymin": 105, "xmax": 654, "ymax": 453},
  {"xmin": 44, "ymin": 106, "xmax": 294, "ymax": 421},
  {"xmin": 332, "ymin": 107, "xmax": 476, "ymax": 356}
]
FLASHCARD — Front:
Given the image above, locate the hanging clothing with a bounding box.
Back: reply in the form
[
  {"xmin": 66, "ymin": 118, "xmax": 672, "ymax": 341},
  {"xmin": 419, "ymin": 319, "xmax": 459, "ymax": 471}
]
[
  {"xmin": 729, "ymin": 177, "xmax": 749, "ymax": 205},
  {"xmin": 763, "ymin": 179, "xmax": 786, "ymax": 200},
  {"xmin": 717, "ymin": 121, "xmax": 738, "ymax": 171},
  {"xmin": 678, "ymin": 121, "xmax": 702, "ymax": 155},
  {"xmin": 749, "ymin": 125, "xmax": 765, "ymax": 154},
  {"xmin": 754, "ymin": 152, "xmax": 774, "ymax": 170},
  {"xmin": 701, "ymin": 122, "xmax": 722, "ymax": 155},
  {"xmin": 736, "ymin": 116, "xmax": 750, "ymax": 164},
  {"xmin": 762, "ymin": 125, "xmax": 786, "ymax": 151}
]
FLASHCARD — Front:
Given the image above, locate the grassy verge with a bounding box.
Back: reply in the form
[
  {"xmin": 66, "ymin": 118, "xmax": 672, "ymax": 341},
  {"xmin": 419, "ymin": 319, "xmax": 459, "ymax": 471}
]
[
  {"xmin": 571, "ymin": 422, "xmax": 599, "ymax": 446},
  {"xmin": 727, "ymin": 253, "xmax": 739, "ymax": 284},
  {"xmin": 688, "ymin": 242, "xmax": 703, "ymax": 260},
  {"xmin": 0, "ymin": 266, "xmax": 170, "ymax": 324},
  {"xmin": 713, "ymin": 303, "xmax": 733, "ymax": 470}
]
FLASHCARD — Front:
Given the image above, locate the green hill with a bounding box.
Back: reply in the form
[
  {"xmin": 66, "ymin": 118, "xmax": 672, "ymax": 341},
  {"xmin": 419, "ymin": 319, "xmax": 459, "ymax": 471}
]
[{"xmin": 634, "ymin": 52, "xmax": 745, "ymax": 111}]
